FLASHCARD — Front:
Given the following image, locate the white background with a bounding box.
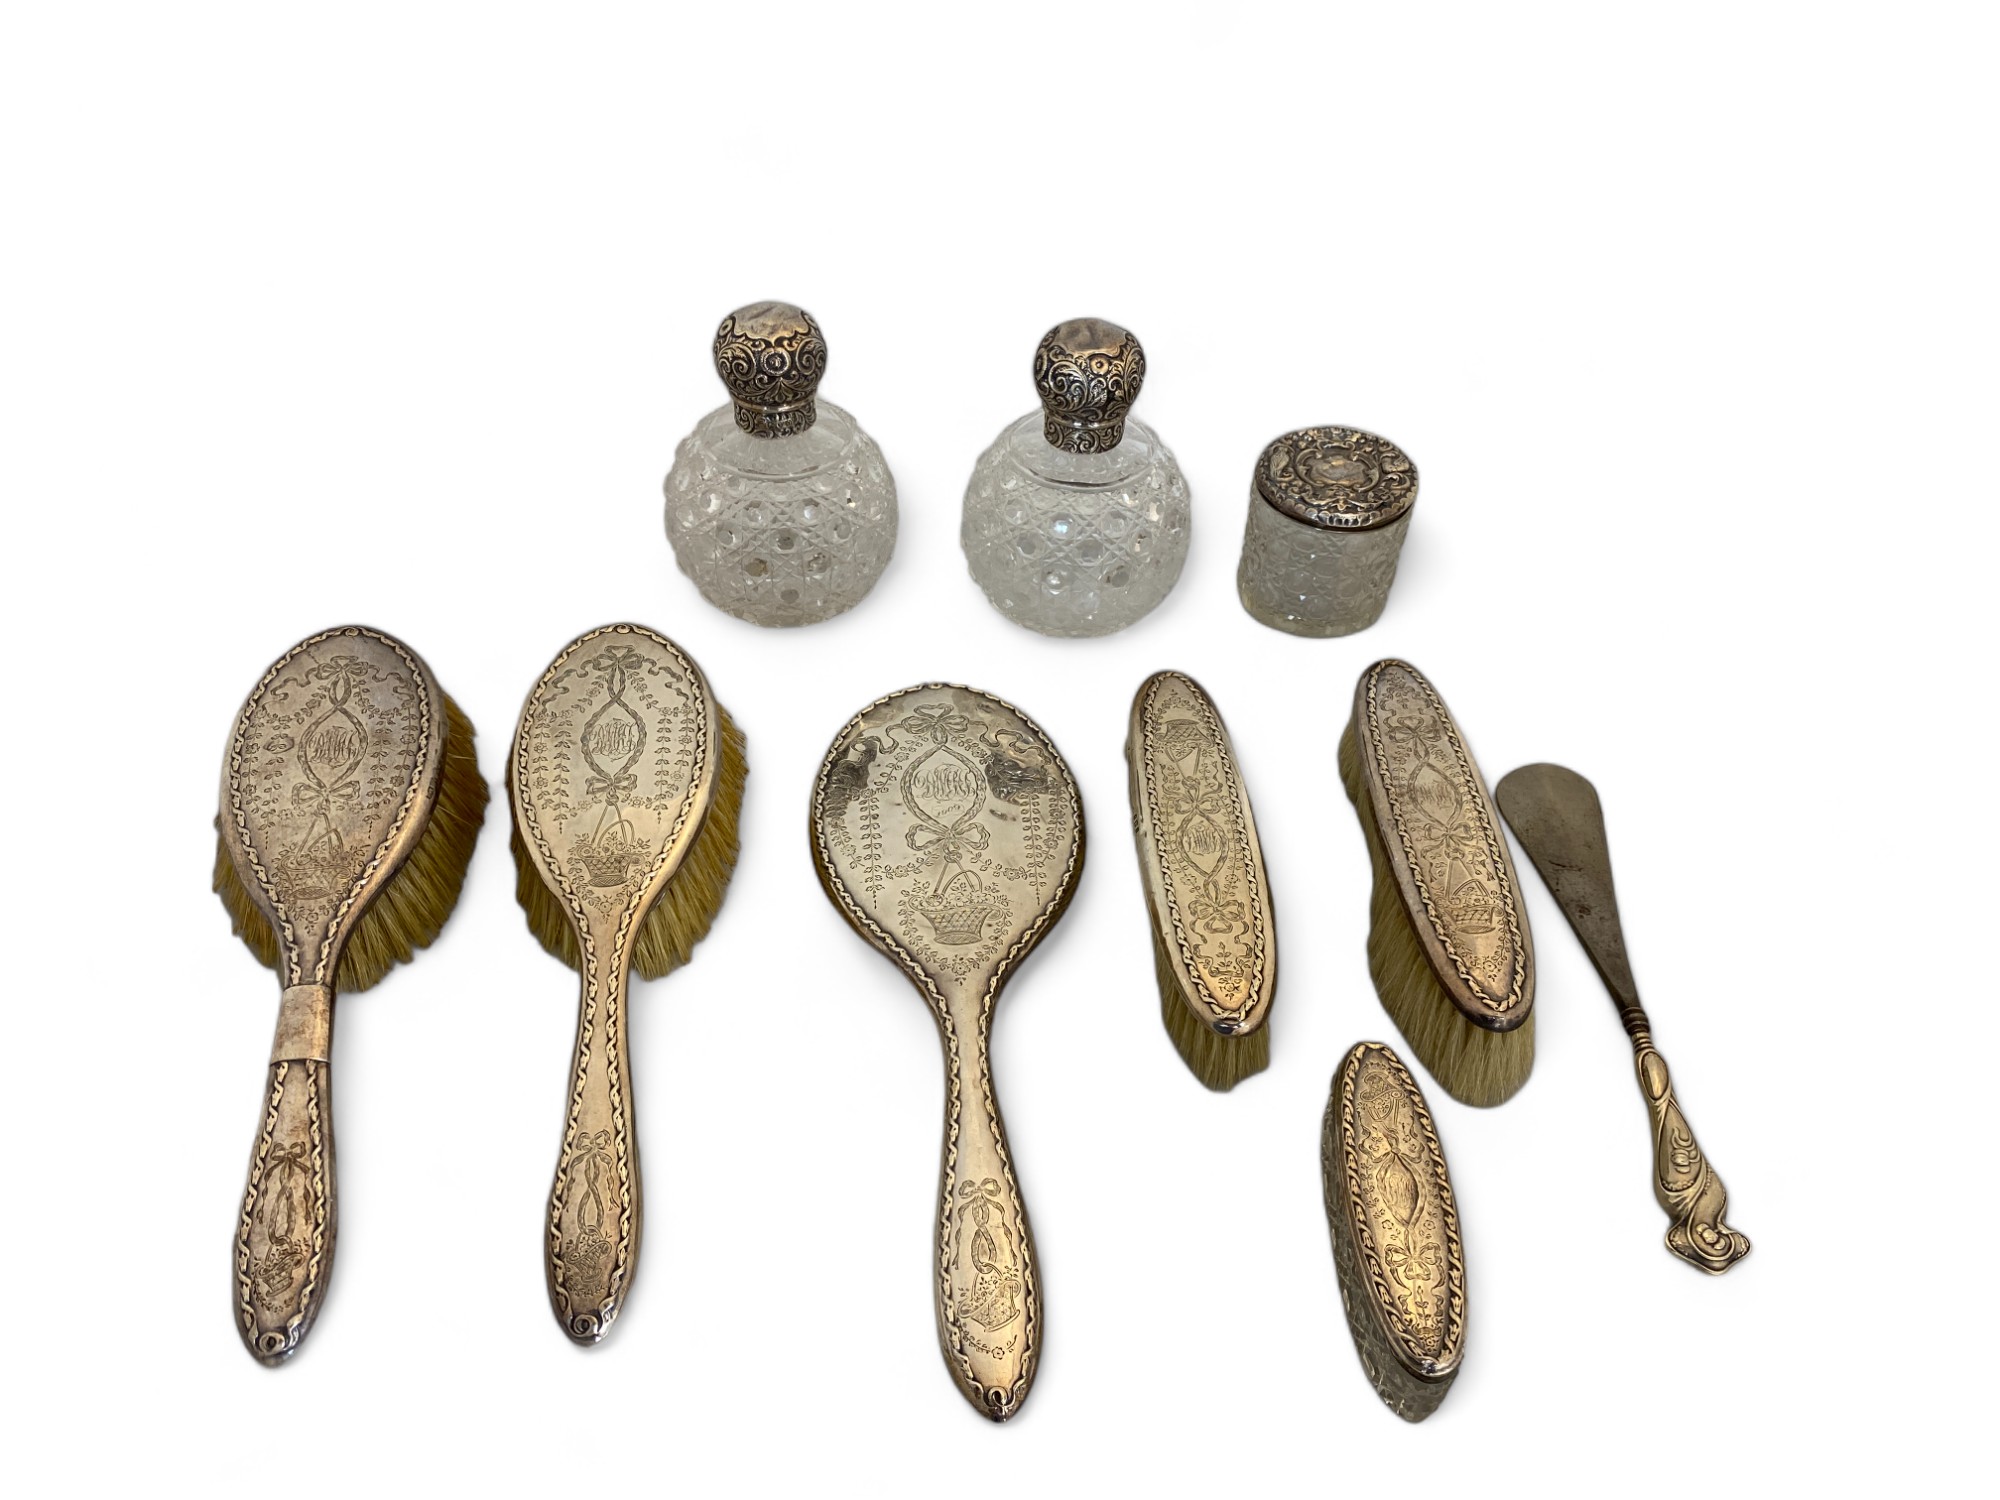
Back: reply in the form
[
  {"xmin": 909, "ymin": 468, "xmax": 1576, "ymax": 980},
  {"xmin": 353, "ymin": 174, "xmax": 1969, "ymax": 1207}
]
[{"xmin": 2, "ymin": 3, "xmax": 1989, "ymax": 1496}]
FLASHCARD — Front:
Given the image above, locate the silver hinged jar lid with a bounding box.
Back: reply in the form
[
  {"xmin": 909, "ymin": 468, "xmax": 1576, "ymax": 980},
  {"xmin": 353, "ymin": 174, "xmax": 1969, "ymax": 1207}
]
[{"xmin": 1255, "ymin": 426, "xmax": 1417, "ymax": 531}]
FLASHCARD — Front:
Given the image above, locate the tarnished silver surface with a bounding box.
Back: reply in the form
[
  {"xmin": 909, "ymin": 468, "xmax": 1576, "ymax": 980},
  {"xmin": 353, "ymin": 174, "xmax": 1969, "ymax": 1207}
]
[
  {"xmin": 511, "ymin": 623, "xmax": 725, "ymax": 1342},
  {"xmin": 1322, "ymin": 1042, "xmax": 1467, "ymax": 1421},
  {"xmin": 220, "ymin": 626, "xmax": 447, "ymax": 1366},
  {"xmin": 1255, "ymin": 426, "xmax": 1417, "ymax": 530},
  {"xmin": 713, "ymin": 300, "xmax": 827, "ymax": 437},
  {"xmin": 1496, "ymin": 763, "xmax": 1751, "ymax": 1274},
  {"xmin": 810, "ymin": 684, "xmax": 1084, "ymax": 1421},
  {"xmin": 1126, "ymin": 670, "xmax": 1276, "ymax": 1049},
  {"xmin": 1350, "ymin": 660, "xmax": 1533, "ymax": 1031},
  {"xmin": 1033, "ymin": 317, "xmax": 1145, "ymax": 452}
]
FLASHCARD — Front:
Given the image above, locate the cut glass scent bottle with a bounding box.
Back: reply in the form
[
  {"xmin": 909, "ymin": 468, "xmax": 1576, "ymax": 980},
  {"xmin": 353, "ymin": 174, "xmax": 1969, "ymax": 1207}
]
[
  {"xmin": 961, "ymin": 318, "xmax": 1190, "ymax": 637},
  {"xmin": 664, "ymin": 301, "xmax": 897, "ymax": 627}
]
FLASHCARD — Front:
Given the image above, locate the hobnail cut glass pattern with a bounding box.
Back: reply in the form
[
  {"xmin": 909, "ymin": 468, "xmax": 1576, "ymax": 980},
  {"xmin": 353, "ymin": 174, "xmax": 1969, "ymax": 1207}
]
[
  {"xmin": 961, "ymin": 413, "xmax": 1190, "ymax": 637},
  {"xmin": 664, "ymin": 401, "xmax": 897, "ymax": 627},
  {"xmin": 1236, "ymin": 489, "xmax": 1409, "ymax": 637}
]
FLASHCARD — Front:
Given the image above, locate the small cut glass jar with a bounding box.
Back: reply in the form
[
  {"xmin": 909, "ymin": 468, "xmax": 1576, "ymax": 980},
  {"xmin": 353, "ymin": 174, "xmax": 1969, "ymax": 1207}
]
[{"xmin": 1236, "ymin": 425, "xmax": 1417, "ymax": 637}]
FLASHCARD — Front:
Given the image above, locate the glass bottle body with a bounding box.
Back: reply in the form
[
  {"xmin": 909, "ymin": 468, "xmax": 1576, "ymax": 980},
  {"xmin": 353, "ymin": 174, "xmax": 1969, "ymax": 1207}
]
[
  {"xmin": 664, "ymin": 401, "xmax": 897, "ymax": 627},
  {"xmin": 1236, "ymin": 492, "xmax": 1409, "ymax": 637},
  {"xmin": 961, "ymin": 412, "xmax": 1190, "ymax": 637}
]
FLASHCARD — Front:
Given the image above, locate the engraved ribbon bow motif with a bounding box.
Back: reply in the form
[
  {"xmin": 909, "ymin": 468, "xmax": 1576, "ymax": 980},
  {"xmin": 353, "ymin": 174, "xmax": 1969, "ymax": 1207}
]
[
  {"xmin": 896, "ymin": 705, "xmax": 991, "ymax": 862},
  {"xmin": 1382, "ymin": 699, "xmax": 1492, "ymax": 885},
  {"xmin": 566, "ymin": 1129, "xmax": 617, "ymax": 1287},
  {"xmin": 289, "ymin": 656, "xmax": 378, "ymax": 860},
  {"xmin": 955, "ymin": 1179, "xmax": 1021, "ymax": 1333},
  {"xmin": 250, "ymin": 1141, "xmax": 312, "ymax": 1310},
  {"xmin": 1359, "ymin": 1073, "xmax": 1447, "ymax": 1335},
  {"xmin": 570, "ymin": 648, "xmax": 652, "ymax": 888},
  {"xmin": 1157, "ymin": 718, "xmax": 1247, "ymax": 938}
]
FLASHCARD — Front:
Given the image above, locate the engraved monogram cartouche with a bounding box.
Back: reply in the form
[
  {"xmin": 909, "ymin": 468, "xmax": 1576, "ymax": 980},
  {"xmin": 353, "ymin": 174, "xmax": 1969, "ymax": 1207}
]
[
  {"xmin": 220, "ymin": 627, "xmax": 447, "ymax": 1365},
  {"xmin": 664, "ymin": 301, "xmax": 898, "ymax": 627},
  {"xmin": 810, "ymin": 685, "xmax": 1085, "ymax": 1421},
  {"xmin": 512, "ymin": 624, "xmax": 728, "ymax": 1342},
  {"xmin": 961, "ymin": 319, "xmax": 1191, "ymax": 636},
  {"xmin": 1495, "ymin": 763, "xmax": 1751, "ymax": 1274}
]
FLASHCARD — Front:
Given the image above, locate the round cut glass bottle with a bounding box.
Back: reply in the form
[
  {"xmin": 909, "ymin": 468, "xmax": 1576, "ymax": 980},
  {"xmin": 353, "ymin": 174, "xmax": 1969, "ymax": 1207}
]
[
  {"xmin": 961, "ymin": 318, "xmax": 1190, "ymax": 637},
  {"xmin": 664, "ymin": 303, "xmax": 897, "ymax": 627}
]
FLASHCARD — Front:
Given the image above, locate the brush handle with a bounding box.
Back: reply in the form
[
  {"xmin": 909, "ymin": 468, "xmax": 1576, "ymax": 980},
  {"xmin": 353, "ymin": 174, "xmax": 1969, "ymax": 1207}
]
[
  {"xmin": 933, "ymin": 1014, "xmax": 1040, "ymax": 1422},
  {"xmin": 1631, "ymin": 1030, "xmax": 1750, "ymax": 1274},
  {"xmin": 235, "ymin": 986, "xmax": 338, "ymax": 1365},
  {"xmin": 546, "ymin": 956, "xmax": 641, "ymax": 1344}
]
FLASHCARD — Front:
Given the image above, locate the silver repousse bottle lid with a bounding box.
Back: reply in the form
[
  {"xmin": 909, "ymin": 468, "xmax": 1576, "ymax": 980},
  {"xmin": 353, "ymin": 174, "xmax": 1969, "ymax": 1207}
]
[
  {"xmin": 1255, "ymin": 426, "xmax": 1418, "ymax": 530},
  {"xmin": 713, "ymin": 301, "xmax": 827, "ymax": 437},
  {"xmin": 1033, "ymin": 318, "xmax": 1146, "ymax": 453}
]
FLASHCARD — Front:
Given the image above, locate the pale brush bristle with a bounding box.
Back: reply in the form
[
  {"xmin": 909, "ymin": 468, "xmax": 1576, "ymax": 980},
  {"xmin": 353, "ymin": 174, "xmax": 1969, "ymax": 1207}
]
[
  {"xmin": 213, "ymin": 692, "xmax": 489, "ymax": 992},
  {"xmin": 1338, "ymin": 713, "xmax": 1533, "ymax": 1108},
  {"xmin": 512, "ymin": 705, "xmax": 746, "ymax": 981},
  {"xmin": 1154, "ymin": 928, "xmax": 1270, "ymax": 1091}
]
